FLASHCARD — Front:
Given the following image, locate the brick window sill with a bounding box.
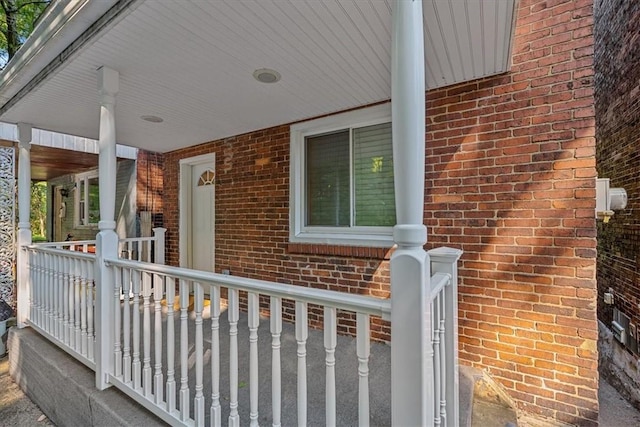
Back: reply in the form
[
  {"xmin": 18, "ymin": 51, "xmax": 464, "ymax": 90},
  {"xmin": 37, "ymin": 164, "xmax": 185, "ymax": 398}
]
[{"xmin": 287, "ymin": 243, "xmax": 394, "ymax": 259}]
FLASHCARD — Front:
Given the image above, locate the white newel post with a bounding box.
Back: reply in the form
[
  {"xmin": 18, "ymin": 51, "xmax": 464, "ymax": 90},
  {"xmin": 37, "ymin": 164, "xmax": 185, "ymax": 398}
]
[
  {"xmin": 95, "ymin": 66, "xmax": 119, "ymax": 390},
  {"xmin": 152, "ymin": 227, "xmax": 166, "ymax": 264},
  {"xmin": 390, "ymin": 0, "xmax": 432, "ymax": 425},
  {"xmin": 16, "ymin": 123, "xmax": 32, "ymax": 328},
  {"xmin": 429, "ymin": 247, "xmax": 463, "ymax": 427}
]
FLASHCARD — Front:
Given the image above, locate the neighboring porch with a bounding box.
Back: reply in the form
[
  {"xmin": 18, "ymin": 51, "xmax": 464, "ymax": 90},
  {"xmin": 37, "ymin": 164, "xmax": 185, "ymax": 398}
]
[{"xmin": 0, "ymin": 122, "xmax": 137, "ymax": 308}]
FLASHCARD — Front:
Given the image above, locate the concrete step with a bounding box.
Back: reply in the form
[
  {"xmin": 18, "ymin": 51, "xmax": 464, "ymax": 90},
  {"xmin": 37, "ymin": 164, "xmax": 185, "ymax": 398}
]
[
  {"xmin": 8, "ymin": 327, "xmax": 165, "ymax": 427},
  {"xmin": 459, "ymin": 365, "xmax": 476, "ymax": 426},
  {"xmin": 472, "ymin": 399, "xmax": 518, "ymax": 427},
  {"xmin": 460, "ymin": 365, "xmax": 519, "ymax": 427}
]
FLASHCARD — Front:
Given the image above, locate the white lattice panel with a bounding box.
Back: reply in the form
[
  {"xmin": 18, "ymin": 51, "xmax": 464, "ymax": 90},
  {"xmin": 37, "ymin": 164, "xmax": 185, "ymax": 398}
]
[{"xmin": 0, "ymin": 147, "xmax": 15, "ymax": 307}]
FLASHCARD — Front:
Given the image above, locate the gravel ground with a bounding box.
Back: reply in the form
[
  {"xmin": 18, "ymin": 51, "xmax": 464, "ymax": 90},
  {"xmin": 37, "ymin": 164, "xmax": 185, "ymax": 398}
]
[
  {"xmin": 599, "ymin": 376, "xmax": 640, "ymax": 427},
  {"xmin": 0, "ymin": 354, "xmax": 54, "ymax": 427}
]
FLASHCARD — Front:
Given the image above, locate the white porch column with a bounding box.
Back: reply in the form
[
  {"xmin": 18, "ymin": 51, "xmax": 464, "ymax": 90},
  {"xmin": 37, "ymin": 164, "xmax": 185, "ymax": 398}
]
[
  {"xmin": 16, "ymin": 123, "xmax": 32, "ymax": 328},
  {"xmin": 390, "ymin": 0, "xmax": 432, "ymax": 426},
  {"xmin": 95, "ymin": 66, "xmax": 119, "ymax": 390}
]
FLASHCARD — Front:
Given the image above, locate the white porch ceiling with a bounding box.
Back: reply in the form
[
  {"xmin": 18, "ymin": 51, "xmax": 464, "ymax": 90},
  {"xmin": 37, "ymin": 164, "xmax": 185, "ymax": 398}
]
[{"xmin": 0, "ymin": 0, "xmax": 516, "ymax": 153}]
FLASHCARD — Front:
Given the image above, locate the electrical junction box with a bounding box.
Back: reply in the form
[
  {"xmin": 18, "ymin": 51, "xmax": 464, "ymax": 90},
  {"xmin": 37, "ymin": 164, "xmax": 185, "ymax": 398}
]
[{"xmin": 604, "ymin": 292, "xmax": 614, "ymax": 305}]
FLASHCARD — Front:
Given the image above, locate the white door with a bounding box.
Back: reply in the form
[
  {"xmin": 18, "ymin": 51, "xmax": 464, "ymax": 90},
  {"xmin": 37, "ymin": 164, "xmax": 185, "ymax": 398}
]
[{"xmin": 180, "ymin": 154, "xmax": 215, "ymax": 271}]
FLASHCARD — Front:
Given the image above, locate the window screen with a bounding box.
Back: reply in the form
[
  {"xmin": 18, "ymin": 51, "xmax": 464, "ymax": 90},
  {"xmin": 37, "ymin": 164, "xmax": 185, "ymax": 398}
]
[{"xmin": 353, "ymin": 123, "xmax": 395, "ymax": 226}]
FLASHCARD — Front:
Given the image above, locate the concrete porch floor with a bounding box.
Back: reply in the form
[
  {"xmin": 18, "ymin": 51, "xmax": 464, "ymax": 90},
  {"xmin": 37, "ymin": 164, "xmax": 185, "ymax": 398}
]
[
  {"xmin": 4, "ymin": 304, "xmax": 463, "ymax": 427},
  {"xmin": 3, "ymin": 323, "xmax": 639, "ymax": 426},
  {"xmin": 10, "ymin": 306, "xmax": 396, "ymax": 426}
]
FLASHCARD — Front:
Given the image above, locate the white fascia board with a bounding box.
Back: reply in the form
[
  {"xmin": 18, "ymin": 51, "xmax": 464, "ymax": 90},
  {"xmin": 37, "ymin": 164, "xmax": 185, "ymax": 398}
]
[
  {"xmin": 0, "ymin": 122, "xmax": 17, "ymax": 141},
  {"xmin": 0, "ymin": 121, "xmax": 137, "ymax": 159},
  {"xmin": 0, "ymin": 0, "xmax": 119, "ymax": 106}
]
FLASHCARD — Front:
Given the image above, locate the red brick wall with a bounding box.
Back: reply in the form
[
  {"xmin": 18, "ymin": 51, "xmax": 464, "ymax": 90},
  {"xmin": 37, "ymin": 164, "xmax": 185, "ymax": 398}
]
[
  {"xmin": 163, "ymin": 132, "xmax": 393, "ymax": 340},
  {"xmin": 136, "ymin": 150, "xmax": 164, "ymax": 228},
  {"xmin": 595, "ymin": 0, "xmax": 640, "ymax": 371},
  {"xmin": 162, "ymin": 0, "xmax": 597, "ymax": 423},
  {"xmin": 425, "ymin": 0, "xmax": 597, "ymax": 424}
]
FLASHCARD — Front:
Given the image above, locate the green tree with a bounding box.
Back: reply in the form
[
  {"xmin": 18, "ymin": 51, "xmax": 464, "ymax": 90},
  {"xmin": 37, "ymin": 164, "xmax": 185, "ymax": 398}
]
[
  {"xmin": 0, "ymin": 0, "xmax": 49, "ymax": 68},
  {"xmin": 30, "ymin": 181, "xmax": 46, "ymax": 238}
]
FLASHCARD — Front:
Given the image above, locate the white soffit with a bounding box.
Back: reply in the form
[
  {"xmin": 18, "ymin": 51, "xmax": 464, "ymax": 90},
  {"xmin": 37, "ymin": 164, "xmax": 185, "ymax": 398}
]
[
  {"xmin": 424, "ymin": 0, "xmax": 516, "ymax": 87},
  {"xmin": 0, "ymin": 0, "xmax": 516, "ymax": 153}
]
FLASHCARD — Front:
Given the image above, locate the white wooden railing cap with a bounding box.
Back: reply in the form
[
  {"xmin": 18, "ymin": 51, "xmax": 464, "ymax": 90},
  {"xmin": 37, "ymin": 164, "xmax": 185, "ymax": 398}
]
[
  {"xmin": 104, "ymin": 257, "xmax": 391, "ymax": 318},
  {"xmin": 428, "ymin": 246, "xmax": 463, "ymax": 261}
]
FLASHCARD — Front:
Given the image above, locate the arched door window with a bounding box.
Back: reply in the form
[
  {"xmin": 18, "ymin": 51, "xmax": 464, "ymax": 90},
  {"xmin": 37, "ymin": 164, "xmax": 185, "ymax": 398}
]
[{"xmin": 197, "ymin": 169, "xmax": 215, "ymax": 186}]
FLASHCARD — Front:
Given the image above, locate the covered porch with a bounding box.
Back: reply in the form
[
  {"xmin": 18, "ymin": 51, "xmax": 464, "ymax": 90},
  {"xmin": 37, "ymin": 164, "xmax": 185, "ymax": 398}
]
[
  {"xmin": 11, "ymin": 225, "xmax": 461, "ymax": 426},
  {"xmin": 0, "ymin": 0, "xmax": 518, "ymax": 426}
]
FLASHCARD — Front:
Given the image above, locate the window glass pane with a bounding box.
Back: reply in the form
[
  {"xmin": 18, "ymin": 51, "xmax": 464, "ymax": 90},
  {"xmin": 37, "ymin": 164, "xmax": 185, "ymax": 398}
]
[
  {"xmin": 353, "ymin": 122, "xmax": 396, "ymax": 226},
  {"xmin": 88, "ymin": 177, "xmax": 100, "ymax": 224},
  {"xmin": 306, "ymin": 130, "xmax": 350, "ymax": 226}
]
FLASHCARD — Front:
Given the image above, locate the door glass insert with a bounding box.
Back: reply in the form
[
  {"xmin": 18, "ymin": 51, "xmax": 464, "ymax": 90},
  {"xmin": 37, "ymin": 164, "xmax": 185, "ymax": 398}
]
[{"xmin": 197, "ymin": 169, "xmax": 215, "ymax": 186}]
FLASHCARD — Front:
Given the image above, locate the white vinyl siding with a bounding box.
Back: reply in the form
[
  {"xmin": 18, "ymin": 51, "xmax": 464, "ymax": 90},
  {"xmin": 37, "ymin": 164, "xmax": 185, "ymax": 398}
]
[{"xmin": 75, "ymin": 171, "xmax": 99, "ymax": 227}]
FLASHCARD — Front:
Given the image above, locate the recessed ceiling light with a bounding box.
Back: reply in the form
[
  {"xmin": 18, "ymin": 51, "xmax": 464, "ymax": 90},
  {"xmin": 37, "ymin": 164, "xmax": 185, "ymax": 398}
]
[
  {"xmin": 141, "ymin": 115, "xmax": 163, "ymax": 123},
  {"xmin": 253, "ymin": 68, "xmax": 281, "ymax": 84}
]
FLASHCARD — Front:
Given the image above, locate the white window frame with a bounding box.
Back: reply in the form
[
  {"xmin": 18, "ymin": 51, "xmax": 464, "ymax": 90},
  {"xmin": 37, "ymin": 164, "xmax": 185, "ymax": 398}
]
[
  {"xmin": 290, "ymin": 103, "xmax": 394, "ymax": 247},
  {"xmin": 74, "ymin": 170, "xmax": 99, "ymax": 228}
]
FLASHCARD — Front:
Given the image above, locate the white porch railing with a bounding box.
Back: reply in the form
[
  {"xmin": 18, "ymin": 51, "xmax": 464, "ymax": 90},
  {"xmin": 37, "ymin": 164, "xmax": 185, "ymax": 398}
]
[
  {"xmin": 119, "ymin": 227, "xmax": 166, "ymax": 263},
  {"xmin": 38, "ymin": 239, "xmax": 97, "ymax": 253},
  {"xmin": 21, "ymin": 241, "xmax": 461, "ymax": 426},
  {"xmin": 26, "ymin": 246, "xmax": 97, "ymax": 369},
  {"xmin": 22, "ymin": 230, "xmax": 166, "ymax": 369},
  {"xmin": 103, "ymin": 258, "xmax": 393, "ymax": 426},
  {"xmin": 36, "ymin": 227, "xmax": 166, "ymax": 264}
]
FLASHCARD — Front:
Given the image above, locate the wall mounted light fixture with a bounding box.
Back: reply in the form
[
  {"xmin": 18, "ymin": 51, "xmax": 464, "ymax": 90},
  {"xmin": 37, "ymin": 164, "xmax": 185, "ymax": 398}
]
[{"xmin": 596, "ymin": 178, "xmax": 628, "ymax": 223}]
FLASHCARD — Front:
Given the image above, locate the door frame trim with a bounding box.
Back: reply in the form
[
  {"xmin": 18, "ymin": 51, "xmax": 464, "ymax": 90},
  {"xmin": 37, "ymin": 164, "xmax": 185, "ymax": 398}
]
[{"xmin": 179, "ymin": 152, "xmax": 216, "ymax": 269}]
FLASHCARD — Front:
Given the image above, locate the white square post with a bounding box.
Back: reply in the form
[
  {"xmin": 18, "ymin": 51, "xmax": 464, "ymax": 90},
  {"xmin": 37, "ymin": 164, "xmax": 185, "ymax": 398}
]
[
  {"xmin": 429, "ymin": 246, "xmax": 464, "ymax": 425},
  {"xmin": 152, "ymin": 227, "xmax": 166, "ymax": 264},
  {"xmin": 95, "ymin": 66, "xmax": 119, "ymax": 390}
]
